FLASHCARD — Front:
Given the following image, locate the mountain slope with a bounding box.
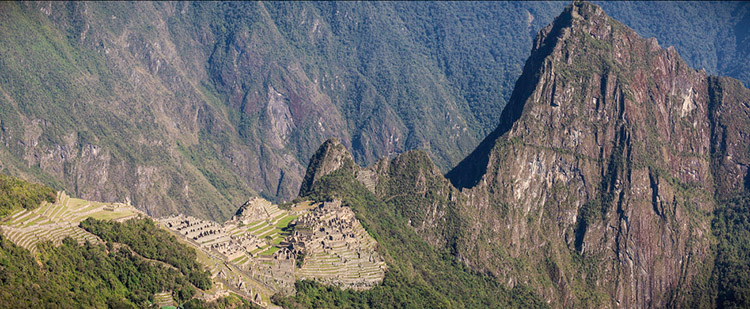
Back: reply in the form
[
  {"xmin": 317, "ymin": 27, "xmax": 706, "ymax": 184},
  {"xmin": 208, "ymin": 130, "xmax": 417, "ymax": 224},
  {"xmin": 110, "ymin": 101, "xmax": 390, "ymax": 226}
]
[
  {"xmin": 300, "ymin": 2, "xmax": 750, "ymax": 307},
  {"xmin": 448, "ymin": 3, "xmax": 750, "ymax": 306},
  {"xmin": 292, "ymin": 146, "xmax": 546, "ymax": 308},
  {"xmin": 0, "ymin": 2, "xmax": 564, "ymax": 220},
  {"xmin": 0, "ymin": 2, "xmax": 747, "ymax": 222}
]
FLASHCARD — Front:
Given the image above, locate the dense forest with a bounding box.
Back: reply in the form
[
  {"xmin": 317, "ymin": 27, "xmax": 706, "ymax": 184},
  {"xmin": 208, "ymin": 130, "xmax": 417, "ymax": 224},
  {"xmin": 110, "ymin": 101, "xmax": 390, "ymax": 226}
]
[
  {"xmin": 0, "ymin": 173, "xmax": 56, "ymax": 218},
  {"xmin": 695, "ymin": 194, "xmax": 750, "ymax": 307},
  {"xmin": 80, "ymin": 217, "xmax": 213, "ymax": 290},
  {"xmin": 0, "ymin": 235, "xmax": 197, "ymax": 307},
  {"xmin": 0, "ymin": 232, "xmax": 257, "ymax": 308}
]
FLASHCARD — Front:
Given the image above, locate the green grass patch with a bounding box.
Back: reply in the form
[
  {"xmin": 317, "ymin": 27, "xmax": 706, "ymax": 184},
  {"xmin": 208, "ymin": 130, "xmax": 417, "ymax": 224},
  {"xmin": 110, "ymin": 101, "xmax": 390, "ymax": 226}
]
[
  {"xmin": 274, "ymin": 215, "xmax": 298, "ymax": 228},
  {"xmin": 245, "ymin": 222, "xmax": 267, "ymax": 233},
  {"xmin": 250, "ymin": 225, "xmax": 275, "ymax": 237},
  {"xmin": 270, "ymin": 236, "xmax": 285, "ymax": 246},
  {"xmin": 250, "ymin": 246, "xmax": 266, "ymax": 255},
  {"xmin": 22, "ymin": 216, "xmax": 47, "ymax": 227},
  {"xmin": 270, "ymin": 213, "xmax": 287, "ymax": 223},
  {"xmin": 87, "ymin": 209, "xmax": 137, "ymax": 221},
  {"xmin": 230, "ymin": 255, "xmax": 248, "ymax": 264}
]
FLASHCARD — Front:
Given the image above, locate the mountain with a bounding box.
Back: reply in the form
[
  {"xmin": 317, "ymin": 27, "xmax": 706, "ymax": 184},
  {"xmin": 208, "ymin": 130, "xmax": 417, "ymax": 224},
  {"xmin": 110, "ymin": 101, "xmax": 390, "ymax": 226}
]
[
  {"xmin": 1, "ymin": 2, "xmax": 749, "ymax": 307},
  {"xmin": 297, "ymin": 2, "xmax": 750, "ymax": 307},
  {"xmin": 0, "ymin": 2, "xmax": 748, "ymax": 221}
]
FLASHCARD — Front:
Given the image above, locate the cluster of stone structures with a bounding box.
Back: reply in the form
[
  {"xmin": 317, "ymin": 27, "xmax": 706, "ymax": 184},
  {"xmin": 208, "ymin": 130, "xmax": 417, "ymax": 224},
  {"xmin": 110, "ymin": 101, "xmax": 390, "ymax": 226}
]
[
  {"xmin": 0, "ymin": 191, "xmax": 388, "ymax": 307},
  {"xmin": 246, "ymin": 248, "xmax": 296, "ymax": 295},
  {"xmin": 161, "ymin": 214, "xmax": 265, "ymax": 261},
  {"xmin": 161, "ymin": 212, "xmax": 274, "ymax": 304},
  {"xmin": 158, "ymin": 197, "xmax": 386, "ymax": 307},
  {"xmin": 214, "ymin": 265, "xmax": 268, "ymax": 305},
  {"xmin": 290, "ymin": 200, "xmax": 386, "ymax": 290}
]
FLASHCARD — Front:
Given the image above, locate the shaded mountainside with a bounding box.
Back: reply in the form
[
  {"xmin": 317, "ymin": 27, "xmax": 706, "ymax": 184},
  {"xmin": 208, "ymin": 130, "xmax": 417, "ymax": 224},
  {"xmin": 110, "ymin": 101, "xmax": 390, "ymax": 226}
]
[
  {"xmin": 300, "ymin": 2, "xmax": 750, "ymax": 308},
  {"xmin": 293, "ymin": 147, "xmax": 547, "ymax": 308},
  {"xmin": 0, "ymin": 1, "xmax": 564, "ymax": 221},
  {"xmin": 0, "ymin": 2, "xmax": 748, "ymax": 221}
]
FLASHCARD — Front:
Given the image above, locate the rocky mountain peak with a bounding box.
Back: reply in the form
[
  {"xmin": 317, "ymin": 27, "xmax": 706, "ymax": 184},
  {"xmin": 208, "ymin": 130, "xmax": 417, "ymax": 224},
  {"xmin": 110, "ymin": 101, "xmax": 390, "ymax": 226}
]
[
  {"xmin": 293, "ymin": 2, "xmax": 750, "ymax": 306},
  {"xmin": 533, "ymin": 1, "xmax": 610, "ymax": 51},
  {"xmin": 441, "ymin": 1, "xmax": 750, "ymax": 306},
  {"xmin": 449, "ymin": 1, "xmax": 697, "ymax": 189},
  {"xmin": 298, "ymin": 138, "xmax": 357, "ymax": 196}
]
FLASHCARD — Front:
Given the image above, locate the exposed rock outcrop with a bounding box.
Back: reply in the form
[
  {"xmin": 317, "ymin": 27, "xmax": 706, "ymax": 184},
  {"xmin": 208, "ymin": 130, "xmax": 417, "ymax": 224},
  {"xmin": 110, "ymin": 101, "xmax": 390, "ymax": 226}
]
[
  {"xmin": 301, "ymin": 2, "xmax": 750, "ymax": 307},
  {"xmin": 298, "ymin": 138, "xmax": 357, "ymax": 196}
]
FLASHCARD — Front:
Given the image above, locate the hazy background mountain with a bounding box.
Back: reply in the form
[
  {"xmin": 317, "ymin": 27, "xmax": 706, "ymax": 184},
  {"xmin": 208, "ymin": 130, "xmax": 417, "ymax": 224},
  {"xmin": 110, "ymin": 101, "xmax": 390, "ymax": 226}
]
[{"xmin": 0, "ymin": 1, "xmax": 747, "ymax": 220}]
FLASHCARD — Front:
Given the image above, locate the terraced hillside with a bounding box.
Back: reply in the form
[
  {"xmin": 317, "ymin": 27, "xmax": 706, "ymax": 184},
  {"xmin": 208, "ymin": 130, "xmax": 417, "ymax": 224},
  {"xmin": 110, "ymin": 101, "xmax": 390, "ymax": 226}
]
[
  {"xmin": 0, "ymin": 188, "xmax": 383, "ymax": 307},
  {"xmin": 159, "ymin": 197, "xmax": 386, "ymax": 305},
  {"xmin": 0, "ymin": 180, "xmax": 260, "ymax": 307},
  {"xmin": 153, "ymin": 292, "xmax": 175, "ymax": 308},
  {"xmin": 292, "ymin": 200, "xmax": 386, "ymax": 290},
  {"xmin": 0, "ymin": 191, "xmax": 141, "ymax": 254}
]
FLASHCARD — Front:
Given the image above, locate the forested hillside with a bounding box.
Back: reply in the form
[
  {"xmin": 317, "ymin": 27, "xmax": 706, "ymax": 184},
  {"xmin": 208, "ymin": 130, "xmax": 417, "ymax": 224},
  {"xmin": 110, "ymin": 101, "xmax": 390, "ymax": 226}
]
[
  {"xmin": 0, "ymin": 173, "xmax": 56, "ymax": 217},
  {"xmin": 0, "ymin": 2, "xmax": 747, "ymax": 221}
]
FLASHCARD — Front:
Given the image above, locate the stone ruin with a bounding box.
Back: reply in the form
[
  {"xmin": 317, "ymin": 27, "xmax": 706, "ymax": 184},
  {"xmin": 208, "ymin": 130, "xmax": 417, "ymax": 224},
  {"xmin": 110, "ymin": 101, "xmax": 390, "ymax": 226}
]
[
  {"xmin": 247, "ymin": 247, "xmax": 296, "ymax": 295},
  {"xmin": 229, "ymin": 197, "xmax": 277, "ymax": 224},
  {"xmin": 161, "ymin": 214, "xmax": 265, "ymax": 261},
  {"xmin": 158, "ymin": 198, "xmax": 387, "ymax": 305},
  {"xmin": 289, "ymin": 200, "xmax": 386, "ymax": 290},
  {"xmin": 211, "ymin": 233, "xmax": 265, "ymax": 261}
]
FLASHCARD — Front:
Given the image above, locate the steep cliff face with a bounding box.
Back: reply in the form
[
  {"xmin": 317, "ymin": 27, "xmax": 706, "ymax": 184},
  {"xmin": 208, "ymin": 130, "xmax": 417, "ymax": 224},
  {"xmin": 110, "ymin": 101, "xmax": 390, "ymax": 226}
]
[
  {"xmin": 302, "ymin": 2, "xmax": 750, "ymax": 307},
  {"xmin": 298, "ymin": 138, "xmax": 357, "ymax": 196},
  {"xmin": 708, "ymin": 76, "xmax": 750, "ymax": 197},
  {"xmin": 447, "ymin": 2, "xmax": 750, "ymax": 306}
]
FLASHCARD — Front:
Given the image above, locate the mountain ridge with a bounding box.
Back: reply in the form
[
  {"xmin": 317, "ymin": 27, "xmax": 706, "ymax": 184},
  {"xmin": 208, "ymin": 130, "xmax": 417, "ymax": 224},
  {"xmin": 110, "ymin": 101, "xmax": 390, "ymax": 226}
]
[
  {"xmin": 1, "ymin": 2, "xmax": 748, "ymax": 222},
  {"xmin": 1, "ymin": 2, "xmax": 750, "ymax": 308},
  {"xmin": 300, "ymin": 2, "xmax": 750, "ymax": 307}
]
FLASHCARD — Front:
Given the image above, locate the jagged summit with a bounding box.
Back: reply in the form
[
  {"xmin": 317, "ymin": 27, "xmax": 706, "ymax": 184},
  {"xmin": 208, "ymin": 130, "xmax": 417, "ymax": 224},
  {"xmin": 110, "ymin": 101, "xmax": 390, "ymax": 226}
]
[
  {"xmin": 298, "ymin": 138, "xmax": 357, "ymax": 196},
  {"xmin": 447, "ymin": 1, "xmax": 692, "ymax": 189},
  {"xmin": 294, "ymin": 2, "xmax": 750, "ymax": 306},
  {"xmin": 437, "ymin": 1, "xmax": 750, "ymax": 306}
]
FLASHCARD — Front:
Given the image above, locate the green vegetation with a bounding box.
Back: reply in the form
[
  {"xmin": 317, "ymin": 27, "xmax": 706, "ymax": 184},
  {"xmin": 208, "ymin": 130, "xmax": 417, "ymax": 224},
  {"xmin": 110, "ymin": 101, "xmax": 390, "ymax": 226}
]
[
  {"xmin": 0, "ymin": 232, "xmax": 256, "ymax": 308},
  {"xmin": 687, "ymin": 194, "xmax": 750, "ymax": 307},
  {"xmin": 183, "ymin": 293, "xmax": 258, "ymax": 309},
  {"xmin": 277, "ymin": 169, "xmax": 547, "ymax": 308},
  {"xmin": 275, "ymin": 214, "xmax": 298, "ymax": 228},
  {"xmin": 378, "ymin": 150, "xmax": 465, "ymax": 253},
  {"xmin": 0, "ymin": 234, "xmax": 196, "ymax": 307},
  {"xmin": 0, "ymin": 1, "xmax": 746, "ymax": 220},
  {"xmin": 80, "ymin": 217, "xmax": 212, "ymax": 290},
  {"xmin": 259, "ymin": 246, "xmax": 280, "ymax": 257},
  {"xmin": 0, "ymin": 173, "xmax": 56, "ymax": 218}
]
